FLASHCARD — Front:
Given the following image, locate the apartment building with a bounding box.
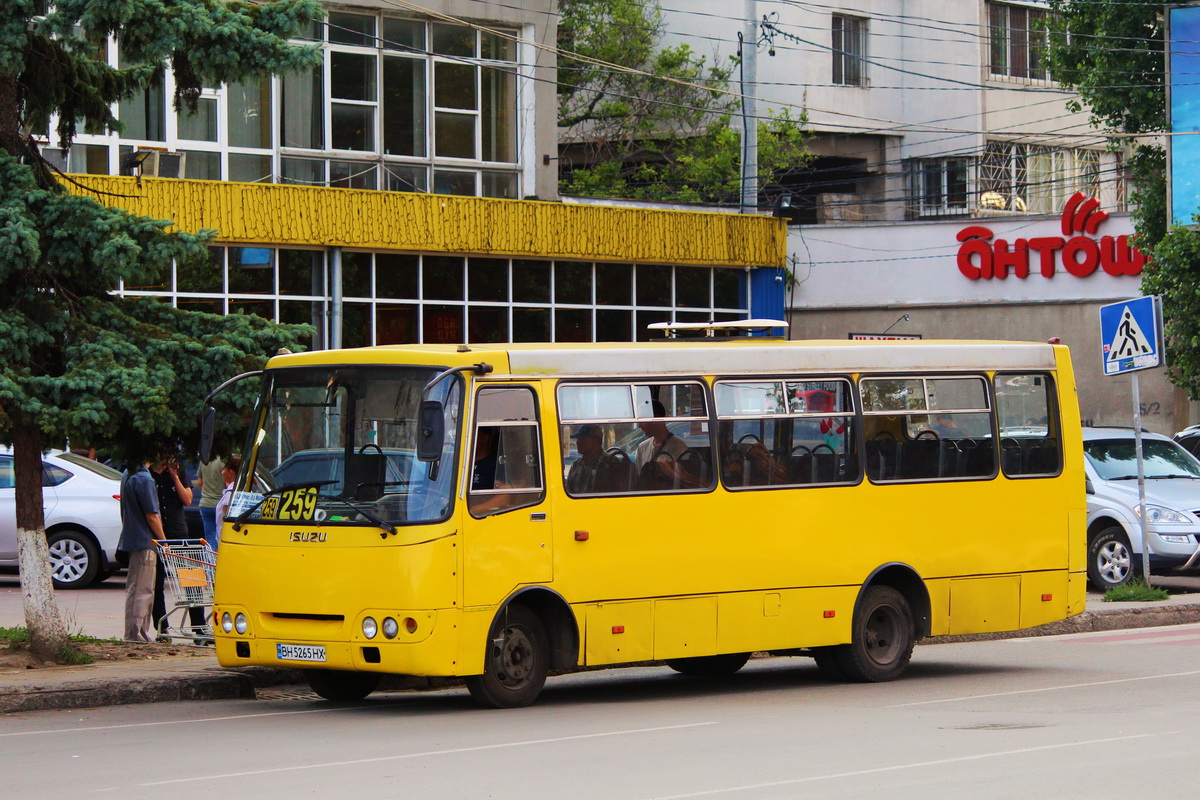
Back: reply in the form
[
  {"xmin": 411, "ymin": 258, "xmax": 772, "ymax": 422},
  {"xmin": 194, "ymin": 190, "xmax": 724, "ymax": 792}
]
[{"xmin": 659, "ymin": 1, "xmax": 1172, "ymax": 431}]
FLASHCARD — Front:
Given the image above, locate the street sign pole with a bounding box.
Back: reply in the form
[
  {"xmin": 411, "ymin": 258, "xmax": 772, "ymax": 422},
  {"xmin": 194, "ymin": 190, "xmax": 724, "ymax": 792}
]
[
  {"xmin": 1131, "ymin": 372, "xmax": 1151, "ymax": 587},
  {"xmin": 1099, "ymin": 295, "xmax": 1164, "ymax": 590}
]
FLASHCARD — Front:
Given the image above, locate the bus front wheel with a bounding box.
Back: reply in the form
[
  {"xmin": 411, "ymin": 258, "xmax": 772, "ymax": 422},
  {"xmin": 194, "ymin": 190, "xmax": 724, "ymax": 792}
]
[
  {"xmin": 467, "ymin": 605, "xmax": 549, "ymax": 708},
  {"xmin": 834, "ymin": 586, "xmax": 915, "ymax": 682},
  {"xmin": 665, "ymin": 652, "xmax": 750, "ymax": 677},
  {"xmin": 302, "ymin": 669, "xmax": 381, "ymax": 701}
]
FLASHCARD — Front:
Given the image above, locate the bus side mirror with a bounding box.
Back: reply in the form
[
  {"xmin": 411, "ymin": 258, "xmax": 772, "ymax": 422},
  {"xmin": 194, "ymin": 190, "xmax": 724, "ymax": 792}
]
[
  {"xmin": 417, "ymin": 400, "xmax": 445, "ymax": 462},
  {"xmin": 199, "ymin": 406, "xmax": 216, "ymax": 463},
  {"xmin": 1085, "ymin": 477, "xmax": 1095, "ymax": 495}
]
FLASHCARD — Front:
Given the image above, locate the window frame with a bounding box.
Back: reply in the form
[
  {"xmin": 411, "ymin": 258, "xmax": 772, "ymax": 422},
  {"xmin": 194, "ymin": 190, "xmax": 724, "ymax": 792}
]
[
  {"xmin": 556, "ymin": 379, "xmax": 715, "ymax": 497},
  {"xmin": 994, "ymin": 372, "xmax": 1062, "ymax": 478},
  {"xmin": 832, "ymin": 14, "xmax": 868, "ymax": 87},
  {"xmin": 988, "ymin": 1, "xmax": 1051, "ymax": 82},
  {"xmin": 469, "ymin": 383, "xmax": 546, "ymax": 517},
  {"xmin": 860, "ymin": 373, "xmax": 998, "ymax": 484},
  {"xmin": 911, "ymin": 157, "xmax": 973, "ymax": 218},
  {"xmin": 714, "ymin": 376, "xmax": 860, "ymax": 491}
]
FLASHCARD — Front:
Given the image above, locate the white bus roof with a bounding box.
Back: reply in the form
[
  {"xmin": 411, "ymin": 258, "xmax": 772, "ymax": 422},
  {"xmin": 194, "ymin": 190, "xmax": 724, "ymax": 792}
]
[
  {"xmin": 499, "ymin": 340, "xmax": 1059, "ymax": 378},
  {"xmin": 271, "ymin": 339, "xmax": 1060, "ymax": 378}
]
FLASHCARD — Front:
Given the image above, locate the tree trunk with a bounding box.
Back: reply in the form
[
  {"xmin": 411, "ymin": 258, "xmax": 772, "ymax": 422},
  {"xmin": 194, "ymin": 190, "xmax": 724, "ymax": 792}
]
[{"xmin": 12, "ymin": 423, "xmax": 69, "ymax": 661}]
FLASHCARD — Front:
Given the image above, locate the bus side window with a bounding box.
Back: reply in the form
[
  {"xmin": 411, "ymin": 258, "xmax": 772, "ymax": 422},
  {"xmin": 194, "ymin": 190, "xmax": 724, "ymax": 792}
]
[
  {"xmin": 995, "ymin": 373, "xmax": 1061, "ymax": 477},
  {"xmin": 716, "ymin": 378, "xmax": 857, "ymax": 489},
  {"xmin": 470, "ymin": 386, "xmax": 545, "ymax": 516}
]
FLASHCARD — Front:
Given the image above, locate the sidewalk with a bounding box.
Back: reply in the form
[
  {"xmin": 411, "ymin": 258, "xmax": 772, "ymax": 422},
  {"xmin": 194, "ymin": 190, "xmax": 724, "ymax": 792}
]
[{"xmin": 4, "ymin": 592, "xmax": 1200, "ymax": 714}]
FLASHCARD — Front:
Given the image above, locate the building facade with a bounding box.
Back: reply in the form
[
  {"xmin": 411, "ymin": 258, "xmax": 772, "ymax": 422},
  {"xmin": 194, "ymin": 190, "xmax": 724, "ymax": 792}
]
[
  {"xmin": 657, "ymin": 1, "xmax": 1177, "ymax": 429},
  {"xmin": 47, "ymin": 0, "xmax": 788, "ymax": 348}
]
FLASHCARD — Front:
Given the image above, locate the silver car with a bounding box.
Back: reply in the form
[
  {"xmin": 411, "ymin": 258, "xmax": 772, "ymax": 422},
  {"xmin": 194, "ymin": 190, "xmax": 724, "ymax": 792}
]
[
  {"xmin": 0, "ymin": 449, "xmax": 123, "ymax": 589},
  {"xmin": 1083, "ymin": 427, "xmax": 1200, "ymax": 590}
]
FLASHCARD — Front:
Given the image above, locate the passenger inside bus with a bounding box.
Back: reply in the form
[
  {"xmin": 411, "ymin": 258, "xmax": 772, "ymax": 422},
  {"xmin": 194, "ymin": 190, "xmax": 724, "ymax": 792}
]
[
  {"xmin": 635, "ymin": 401, "xmax": 689, "ymax": 490},
  {"xmin": 565, "ymin": 424, "xmax": 609, "ymax": 494},
  {"xmin": 471, "ymin": 427, "xmax": 503, "ymax": 491}
]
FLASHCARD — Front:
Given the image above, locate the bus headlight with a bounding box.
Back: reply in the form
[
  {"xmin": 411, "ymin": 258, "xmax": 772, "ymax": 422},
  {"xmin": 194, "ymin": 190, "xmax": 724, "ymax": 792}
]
[
  {"xmin": 362, "ymin": 617, "xmax": 378, "ymax": 639},
  {"xmin": 382, "ymin": 618, "xmax": 399, "ymax": 639},
  {"xmin": 221, "ymin": 613, "xmax": 233, "ymax": 634},
  {"xmin": 235, "ymin": 613, "xmax": 248, "ymax": 635}
]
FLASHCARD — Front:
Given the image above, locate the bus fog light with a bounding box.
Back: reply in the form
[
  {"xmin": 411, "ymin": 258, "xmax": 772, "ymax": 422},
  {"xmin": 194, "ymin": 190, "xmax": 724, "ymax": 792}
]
[
  {"xmin": 221, "ymin": 613, "xmax": 234, "ymax": 633},
  {"xmin": 362, "ymin": 617, "xmax": 378, "ymax": 639},
  {"xmin": 404, "ymin": 617, "xmax": 418, "ymax": 634},
  {"xmin": 382, "ymin": 618, "xmax": 399, "ymax": 639},
  {"xmin": 234, "ymin": 613, "xmax": 248, "ymax": 635}
]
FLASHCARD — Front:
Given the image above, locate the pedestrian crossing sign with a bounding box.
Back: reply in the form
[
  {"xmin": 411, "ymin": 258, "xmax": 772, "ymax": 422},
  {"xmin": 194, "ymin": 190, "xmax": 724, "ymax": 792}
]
[{"xmin": 1100, "ymin": 296, "xmax": 1163, "ymax": 376}]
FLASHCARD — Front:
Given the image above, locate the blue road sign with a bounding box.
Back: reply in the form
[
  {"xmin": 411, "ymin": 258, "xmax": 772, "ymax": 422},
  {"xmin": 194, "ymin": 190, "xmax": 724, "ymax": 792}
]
[{"xmin": 1100, "ymin": 296, "xmax": 1162, "ymax": 376}]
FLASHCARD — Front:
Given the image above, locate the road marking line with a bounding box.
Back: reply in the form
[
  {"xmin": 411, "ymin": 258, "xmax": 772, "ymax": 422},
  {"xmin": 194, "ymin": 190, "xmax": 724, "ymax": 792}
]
[
  {"xmin": 891, "ymin": 669, "xmax": 1200, "ymax": 707},
  {"xmin": 0, "ymin": 706, "xmax": 345, "ymax": 738},
  {"xmin": 646, "ymin": 732, "xmax": 1167, "ymax": 799},
  {"xmin": 139, "ymin": 722, "xmax": 718, "ymax": 786}
]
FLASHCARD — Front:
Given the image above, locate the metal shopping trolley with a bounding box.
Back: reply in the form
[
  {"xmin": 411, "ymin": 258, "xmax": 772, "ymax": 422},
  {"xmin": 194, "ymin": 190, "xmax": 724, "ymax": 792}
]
[{"xmin": 156, "ymin": 539, "xmax": 216, "ymax": 643}]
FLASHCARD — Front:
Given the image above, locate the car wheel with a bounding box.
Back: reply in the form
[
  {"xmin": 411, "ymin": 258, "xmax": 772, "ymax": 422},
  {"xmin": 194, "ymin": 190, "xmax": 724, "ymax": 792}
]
[
  {"xmin": 1088, "ymin": 525, "xmax": 1140, "ymax": 590},
  {"xmin": 48, "ymin": 529, "xmax": 101, "ymax": 589}
]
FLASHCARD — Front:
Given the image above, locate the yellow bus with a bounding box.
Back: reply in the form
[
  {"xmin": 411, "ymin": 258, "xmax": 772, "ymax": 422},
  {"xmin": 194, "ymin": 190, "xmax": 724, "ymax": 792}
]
[{"xmin": 208, "ymin": 326, "xmax": 1085, "ymax": 707}]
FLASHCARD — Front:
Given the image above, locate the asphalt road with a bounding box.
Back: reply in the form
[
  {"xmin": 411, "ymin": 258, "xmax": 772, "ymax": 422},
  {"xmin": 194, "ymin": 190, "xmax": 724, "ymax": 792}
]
[{"xmin": 4, "ymin": 623, "xmax": 1200, "ymax": 799}]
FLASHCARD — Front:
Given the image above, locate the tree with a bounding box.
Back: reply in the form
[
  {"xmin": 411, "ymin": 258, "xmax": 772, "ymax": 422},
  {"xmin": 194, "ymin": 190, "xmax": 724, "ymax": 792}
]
[
  {"xmin": 0, "ymin": 0, "xmax": 321, "ymax": 660},
  {"xmin": 557, "ymin": 0, "xmax": 811, "ymax": 204},
  {"xmin": 1045, "ymin": 1, "xmax": 1200, "ymax": 395}
]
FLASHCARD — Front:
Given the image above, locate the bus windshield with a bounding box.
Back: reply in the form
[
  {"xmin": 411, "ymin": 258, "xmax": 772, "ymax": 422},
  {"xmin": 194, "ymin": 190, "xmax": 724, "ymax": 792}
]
[{"xmin": 233, "ymin": 366, "xmax": 461, "ymax": 526}]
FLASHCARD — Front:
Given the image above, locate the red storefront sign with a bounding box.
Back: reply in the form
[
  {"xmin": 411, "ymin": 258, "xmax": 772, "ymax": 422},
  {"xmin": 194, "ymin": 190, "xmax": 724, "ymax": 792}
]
[{"xmin": 956, "ymin": 192, "xmax": 1146, "ymax": 280}]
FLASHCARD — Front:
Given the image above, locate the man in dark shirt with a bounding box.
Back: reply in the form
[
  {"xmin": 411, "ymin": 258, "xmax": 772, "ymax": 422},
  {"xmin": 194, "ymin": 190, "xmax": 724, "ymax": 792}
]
[
  {"xmin": 566, "ymin": 424, "xmax": 608, "ymax": 494},
  {"xmin": 118, "ymin": 463, "xmax": 164, "ymax": 642}
]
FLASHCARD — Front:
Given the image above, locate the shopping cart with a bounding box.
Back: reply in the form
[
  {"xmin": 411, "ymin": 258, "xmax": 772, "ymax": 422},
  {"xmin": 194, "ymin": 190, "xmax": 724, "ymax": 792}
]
[{"xmin": 156, "ymin": 539, "xmax": 216, "ymax": 643}]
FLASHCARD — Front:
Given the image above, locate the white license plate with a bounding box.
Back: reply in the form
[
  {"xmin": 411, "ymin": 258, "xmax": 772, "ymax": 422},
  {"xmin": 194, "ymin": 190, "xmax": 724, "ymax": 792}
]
[{"xmin": 276, "ymin": 643, "xmax": 326, "ymax": 662}]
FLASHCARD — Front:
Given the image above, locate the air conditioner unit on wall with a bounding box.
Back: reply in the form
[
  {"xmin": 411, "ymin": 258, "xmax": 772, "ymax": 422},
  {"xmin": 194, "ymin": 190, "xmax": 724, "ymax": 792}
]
[
  {"xmin": 140, "ymin": 150, "xmax": 187, "ymax": 179},
  {"xmin": 125, "ymin": 149, "xmax": 187, "ymax": 179}
]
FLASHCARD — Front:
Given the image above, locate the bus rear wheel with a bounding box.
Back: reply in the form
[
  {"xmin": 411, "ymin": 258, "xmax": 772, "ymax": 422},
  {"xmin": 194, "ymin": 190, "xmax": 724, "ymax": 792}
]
[
  {"xmin": 834, "ymin": 586, "xmax": 915, "ymax": 682},
  {"xmin": 665, "ymin": 653, "xmax": 750, "ymax": 677},
  {"xmin": 466, "ymin": 605, "xmax": 549, "ymax": 709},
  {"xmin": 302, "ymin": 669, "xmax": 381, "ymax": 701}
]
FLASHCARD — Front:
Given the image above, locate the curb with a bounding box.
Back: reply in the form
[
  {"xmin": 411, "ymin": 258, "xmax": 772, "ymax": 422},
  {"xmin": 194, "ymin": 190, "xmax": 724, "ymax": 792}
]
[
  {"xmin": 929, "ymin": 603, "xmax": 1200, "ymax": 644},
  {"xmin": 0, "ymin": 666, "xmax": 301, "ymax": 715},
  {"xmin": 4, "ymin": 604, "xmax": 1199, "ymax": 714}
]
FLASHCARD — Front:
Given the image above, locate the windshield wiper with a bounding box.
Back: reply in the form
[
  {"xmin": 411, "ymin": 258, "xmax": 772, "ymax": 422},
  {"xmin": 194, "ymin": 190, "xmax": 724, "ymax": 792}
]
[
  {"xmin": 1107, "ymin": 473, "xmax": 1200, "ymax": 481},
  {"xmin": 231, "ymin": 480, "xmax": 336, "ymax": 531},
  {"xmin": 321, "ymin": 496, "xmax": 397, "ymax": 538}
]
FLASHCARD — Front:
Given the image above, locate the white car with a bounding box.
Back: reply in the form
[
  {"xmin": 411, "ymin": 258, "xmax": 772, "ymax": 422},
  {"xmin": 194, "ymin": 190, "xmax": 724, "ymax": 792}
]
[
  {"xmin": 1083, "ymin": 427, "xmax": 1200, "ymax": 589},
  {"xmin": 0, "ymin": 448, "xmax": 123, "ymax": 589}
]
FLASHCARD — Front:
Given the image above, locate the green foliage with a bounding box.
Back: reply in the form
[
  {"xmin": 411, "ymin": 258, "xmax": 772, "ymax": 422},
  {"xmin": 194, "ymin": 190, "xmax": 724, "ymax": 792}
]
[
  {"xmin": 0, "ymin": 153, "xmax": 309, "ymax": 462},
  {"xmin": 0, "ymin": 0, "xmax": 320, "ymax": 460},
  {"xmin": 557, "ymin": 0, "xmax": 810, "ymax": 203},
  {"xmin": 0, "ymin": 626, "xmax": 95, "ymax": 664},
  {"xmin": 0, "ymin": 626, "xmax": 30, "ymax": 644},
  {"xmin": 1102, "ymin": 579, "xmax": 1171, "ymax": 603},
  {"xmin": 1045, "ymin": 1, "xmax": 1200, "ymax": 397}
]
